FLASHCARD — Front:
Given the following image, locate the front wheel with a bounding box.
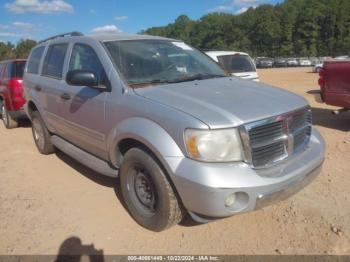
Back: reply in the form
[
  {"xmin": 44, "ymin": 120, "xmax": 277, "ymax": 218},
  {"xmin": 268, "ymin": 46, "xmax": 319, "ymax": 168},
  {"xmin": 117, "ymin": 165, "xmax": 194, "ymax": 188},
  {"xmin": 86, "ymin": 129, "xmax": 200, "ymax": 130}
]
[
  {"xmin": 120, "ymin": 148, "xmax": 184, "ymax": 231},
  {"xmin": 31, "ymin": 111, "xmax": 54, "ymax": 155},
  {"xmin": 1, "ymin": 104, "xmax": 18, "ymax": 129}
]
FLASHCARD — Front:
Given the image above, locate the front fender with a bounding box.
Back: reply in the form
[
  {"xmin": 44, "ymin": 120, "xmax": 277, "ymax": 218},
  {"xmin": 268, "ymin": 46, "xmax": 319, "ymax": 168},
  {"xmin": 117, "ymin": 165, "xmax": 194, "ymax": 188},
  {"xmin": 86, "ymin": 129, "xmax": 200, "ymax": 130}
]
[{"xmin": 108, "ymin": 117, "xmax": 184, "ymax": 167}]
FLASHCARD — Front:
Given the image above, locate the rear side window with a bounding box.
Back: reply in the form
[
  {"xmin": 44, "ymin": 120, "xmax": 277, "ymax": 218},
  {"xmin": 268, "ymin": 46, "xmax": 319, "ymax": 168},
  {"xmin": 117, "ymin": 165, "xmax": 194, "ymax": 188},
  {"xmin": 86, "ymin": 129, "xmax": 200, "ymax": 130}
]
[
  {"xmin": 42, "ymin": 44, "xmax": 68, "ymax": 79},
  {"xmin": 69, "ymin": 44, "xmax": 107, "ymax": 86},
  {"xmin": 27, "ymin": 46, "xmax": 45, "ymax": 74},
  {"xmin": 12, "ymin": 61, "xmax": 26, "ymax": 78},
  {"xmin": 217, "ymin": 54, "xmax": 256, "ymax": 73}
]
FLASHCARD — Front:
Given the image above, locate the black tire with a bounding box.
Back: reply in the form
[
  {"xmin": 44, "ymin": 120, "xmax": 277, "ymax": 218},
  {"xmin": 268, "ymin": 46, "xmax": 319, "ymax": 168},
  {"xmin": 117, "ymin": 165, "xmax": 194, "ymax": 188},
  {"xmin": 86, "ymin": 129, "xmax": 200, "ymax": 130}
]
[
  {"xmin": 120, "ymin": 147, "xmax": 184, "ymax": 231},
  {"xmin": 1, "ymin": 103, "xmax": 18, "ymax": 129},
  {"xmin": 31, "ymin": 111, "xmax": 54, "ymax": 155}
]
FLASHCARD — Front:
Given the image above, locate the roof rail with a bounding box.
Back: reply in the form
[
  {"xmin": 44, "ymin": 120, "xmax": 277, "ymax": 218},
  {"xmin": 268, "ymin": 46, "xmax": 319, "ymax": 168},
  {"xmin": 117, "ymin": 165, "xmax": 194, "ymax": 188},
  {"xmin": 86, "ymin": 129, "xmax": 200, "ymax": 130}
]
[{"xmin": 38, "ymin": 31, "xmax": 83, "ymax": 44}]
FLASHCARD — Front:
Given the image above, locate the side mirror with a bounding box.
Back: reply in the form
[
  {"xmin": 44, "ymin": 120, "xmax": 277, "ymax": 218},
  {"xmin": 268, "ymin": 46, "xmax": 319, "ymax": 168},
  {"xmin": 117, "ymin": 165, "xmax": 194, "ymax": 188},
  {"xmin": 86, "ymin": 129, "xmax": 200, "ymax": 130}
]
[{"xmin": 66, "ymin": 70, "xmax": 105, "ymax": 89}]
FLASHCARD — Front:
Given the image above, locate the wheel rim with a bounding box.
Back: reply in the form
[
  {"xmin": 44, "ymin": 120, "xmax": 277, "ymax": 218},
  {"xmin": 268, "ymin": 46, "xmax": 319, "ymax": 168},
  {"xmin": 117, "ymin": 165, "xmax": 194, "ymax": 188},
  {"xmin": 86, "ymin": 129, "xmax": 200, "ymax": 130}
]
[
  {"xmin": 129, "ymin": 165, "xmax": 157, "ymax": 215},
  {"xmin": 32, "ymin": 118, "xmax": 45, "ymax": 150}
]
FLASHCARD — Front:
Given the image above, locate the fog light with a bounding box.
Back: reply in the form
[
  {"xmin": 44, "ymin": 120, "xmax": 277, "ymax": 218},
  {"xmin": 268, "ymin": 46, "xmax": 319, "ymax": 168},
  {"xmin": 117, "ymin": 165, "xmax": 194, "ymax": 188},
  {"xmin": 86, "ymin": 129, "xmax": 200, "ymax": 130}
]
[{"xmin": 225, "ymin": 193, "xmax": 236, "ymax": 207}]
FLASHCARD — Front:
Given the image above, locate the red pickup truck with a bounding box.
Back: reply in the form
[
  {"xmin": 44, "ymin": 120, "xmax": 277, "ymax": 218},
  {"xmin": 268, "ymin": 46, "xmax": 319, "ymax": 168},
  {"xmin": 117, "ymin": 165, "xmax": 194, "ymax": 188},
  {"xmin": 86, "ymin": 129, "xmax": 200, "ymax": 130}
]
[
  {"xmin": 312, "ymin": 59, "xmax": 350, "ymax": 114},
  {"xmin": 0, "ymin": 59, "xmax": 27, "ymax": 129}
]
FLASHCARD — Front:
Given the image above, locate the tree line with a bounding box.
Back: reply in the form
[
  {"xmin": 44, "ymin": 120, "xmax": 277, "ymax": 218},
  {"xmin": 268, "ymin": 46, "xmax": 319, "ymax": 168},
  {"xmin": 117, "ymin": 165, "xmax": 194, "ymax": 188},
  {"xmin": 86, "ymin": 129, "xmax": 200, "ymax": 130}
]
[
  {"xmin": 0, "ymin": 39, "xmax": 37, "ymax": 61},
  {"xmin": 144, "ymin": 0, "xmax": 350, "ymax": 57}
]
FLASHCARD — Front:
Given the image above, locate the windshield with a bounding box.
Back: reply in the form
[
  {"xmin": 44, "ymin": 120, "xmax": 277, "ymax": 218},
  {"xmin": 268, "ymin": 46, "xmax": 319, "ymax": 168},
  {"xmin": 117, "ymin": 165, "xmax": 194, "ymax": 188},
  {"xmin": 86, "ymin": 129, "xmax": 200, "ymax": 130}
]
[
  {"xmin": 104, "ymin": 40, "xmax": 227, "ymax": 86},
  {"xmin": 217, "ymin": 54, "xmax": 255, "ymax": 73}
]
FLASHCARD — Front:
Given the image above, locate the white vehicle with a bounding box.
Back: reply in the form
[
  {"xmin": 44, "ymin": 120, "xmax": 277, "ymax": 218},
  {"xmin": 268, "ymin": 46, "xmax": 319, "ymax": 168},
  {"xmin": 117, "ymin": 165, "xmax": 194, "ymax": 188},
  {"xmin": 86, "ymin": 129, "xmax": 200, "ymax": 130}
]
[
  {"xmin": 313, "ymin": 62, "xmax": 323, "ymax": 73},
  {"xmin": 206, "ymin": 51, "xmax": 259, "ymax": 81},
  {"xmin": 298, "ymin": 58, "xmax": 312, "ymax": 67}
]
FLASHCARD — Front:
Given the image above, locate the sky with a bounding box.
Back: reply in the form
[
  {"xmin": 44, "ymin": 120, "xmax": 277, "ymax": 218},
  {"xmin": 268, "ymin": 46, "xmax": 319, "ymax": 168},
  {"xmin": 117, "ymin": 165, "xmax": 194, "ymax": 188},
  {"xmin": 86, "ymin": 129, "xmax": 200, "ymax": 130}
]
[{"xmin": 0, "ymin": 0, "xmax": 282, "ymax": 44}]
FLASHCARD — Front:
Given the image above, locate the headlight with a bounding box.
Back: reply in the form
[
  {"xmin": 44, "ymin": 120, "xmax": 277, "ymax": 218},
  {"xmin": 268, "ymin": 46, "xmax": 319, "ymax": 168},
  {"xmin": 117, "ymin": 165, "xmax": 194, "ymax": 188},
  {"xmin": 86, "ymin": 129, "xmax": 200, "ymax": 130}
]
[{"xmin": 184, "ymin": 128, "xmax": 243, "ymax": 162}]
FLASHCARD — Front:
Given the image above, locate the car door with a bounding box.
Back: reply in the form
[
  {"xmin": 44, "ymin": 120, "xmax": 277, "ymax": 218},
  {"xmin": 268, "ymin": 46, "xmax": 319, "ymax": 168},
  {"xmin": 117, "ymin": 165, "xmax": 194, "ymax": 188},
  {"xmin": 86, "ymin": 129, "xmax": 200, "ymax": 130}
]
[
  {"xmin": 35, "ymin": 43, "xmax": 69, "ymax": 134},
  {"xmin": 59, "ymin": 43, "xmax": 109, "ymax": 159}
]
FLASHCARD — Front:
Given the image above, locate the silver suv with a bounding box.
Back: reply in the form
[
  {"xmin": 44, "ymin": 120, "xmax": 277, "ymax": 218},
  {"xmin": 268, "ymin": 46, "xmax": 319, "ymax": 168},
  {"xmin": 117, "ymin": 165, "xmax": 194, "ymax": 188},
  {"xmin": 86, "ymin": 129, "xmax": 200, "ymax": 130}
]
[{"xmin": 23, "ymin": 32, "xmax": 325, "ymax": 231}]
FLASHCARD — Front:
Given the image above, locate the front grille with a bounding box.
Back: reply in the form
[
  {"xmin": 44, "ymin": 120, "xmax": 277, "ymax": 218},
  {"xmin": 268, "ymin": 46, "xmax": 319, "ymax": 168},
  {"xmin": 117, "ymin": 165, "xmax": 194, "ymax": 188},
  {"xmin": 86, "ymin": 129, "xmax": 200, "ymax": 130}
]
[
  {"xmin": 242, "ymin": 108, "xmax": 312, "ymax": 168},
  {"xmin": 251, "ymin": 141, "xmax": 286, "ymax": 167}
]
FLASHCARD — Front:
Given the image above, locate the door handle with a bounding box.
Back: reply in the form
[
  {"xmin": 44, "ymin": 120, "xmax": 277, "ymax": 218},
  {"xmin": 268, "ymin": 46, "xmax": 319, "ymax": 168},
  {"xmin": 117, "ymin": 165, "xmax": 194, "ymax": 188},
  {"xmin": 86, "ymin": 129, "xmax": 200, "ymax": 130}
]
[
  {"xmin": 34, "ymin": 86, "xmax": 42, "ymax": 92},
  {"xmin": 60, "ymin": 93, "xmax": 71, "ymax": 100}
]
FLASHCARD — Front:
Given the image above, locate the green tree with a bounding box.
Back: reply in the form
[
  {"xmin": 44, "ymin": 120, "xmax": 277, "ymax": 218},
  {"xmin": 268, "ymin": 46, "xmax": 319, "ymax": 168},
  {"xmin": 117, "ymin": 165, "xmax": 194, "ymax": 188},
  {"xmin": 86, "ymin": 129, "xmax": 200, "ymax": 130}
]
[
  {"xmin": 0, "ymin": 42, "xmax": 15, "ymax": 60},
  {"xmin": 15, "ymin": 39, "xmax": 37, "ymax": 59},
  {"xmin": 144, "ymin": 0, "xmax": 350, "ymax": 57}
]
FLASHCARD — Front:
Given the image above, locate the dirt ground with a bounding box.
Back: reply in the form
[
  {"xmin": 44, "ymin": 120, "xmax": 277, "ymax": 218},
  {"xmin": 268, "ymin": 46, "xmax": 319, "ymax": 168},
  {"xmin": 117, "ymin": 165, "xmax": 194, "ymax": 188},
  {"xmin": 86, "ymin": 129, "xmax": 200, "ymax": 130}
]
[{"xmin": 0, "ymin": 67, "xmax": 349, "ymax": 255}]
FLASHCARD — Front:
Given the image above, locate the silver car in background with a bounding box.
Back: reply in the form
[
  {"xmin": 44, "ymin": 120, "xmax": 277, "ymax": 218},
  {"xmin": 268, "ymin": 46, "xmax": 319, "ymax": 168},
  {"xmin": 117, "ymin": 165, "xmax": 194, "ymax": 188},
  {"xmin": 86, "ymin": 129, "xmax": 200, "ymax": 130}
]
[
  {"xmin": 286, "ymin": 58, "xmax": 299, "ymax": 67},
  {"xmin": 23, "ymin": 32, "xmax": 325, "ymax": 231}
]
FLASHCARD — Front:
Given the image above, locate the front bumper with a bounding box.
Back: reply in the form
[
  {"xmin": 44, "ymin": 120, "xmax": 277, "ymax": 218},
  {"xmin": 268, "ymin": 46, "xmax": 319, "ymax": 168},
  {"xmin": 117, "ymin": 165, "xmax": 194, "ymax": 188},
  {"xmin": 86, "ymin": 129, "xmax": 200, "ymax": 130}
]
[{"xmin": 166, "ymin": 129, "xmax": 325, "ymax": 221}]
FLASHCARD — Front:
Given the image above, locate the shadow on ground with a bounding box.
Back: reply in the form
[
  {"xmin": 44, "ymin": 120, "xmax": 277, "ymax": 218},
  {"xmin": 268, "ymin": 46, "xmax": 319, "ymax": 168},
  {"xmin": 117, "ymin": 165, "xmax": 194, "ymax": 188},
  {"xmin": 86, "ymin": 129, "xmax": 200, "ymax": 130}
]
[
  {"xmin": 0, "ymin": 117, "xmax": 31, "ymax": 128},
  {"xmin": 311, "ymin": 107, "xmax": 350, "ymax": 131},
  {"xmin": 55, "ymin": 236, "xmax": 104, "ymax": 262}
]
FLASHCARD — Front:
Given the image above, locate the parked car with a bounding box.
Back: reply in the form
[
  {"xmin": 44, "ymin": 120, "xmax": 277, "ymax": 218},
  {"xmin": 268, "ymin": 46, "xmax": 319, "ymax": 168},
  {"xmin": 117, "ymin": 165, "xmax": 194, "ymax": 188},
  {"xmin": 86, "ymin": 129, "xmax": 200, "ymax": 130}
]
[
  {"xmin": 205, "ymin": 51, "xmax": 259, "ymax": 81},
  {"xmin": 23, "ymin": 32, "xmax": 325, "ymax": 231},
  {"xmin": 274, "ymin": 58, "xmax": 287, "ymax": 67},
  {"xmin": 0, "ymin": 59, "xmax": 27, "ymax": 129},
  {"xmin": 309, "ymin": 57, "xmax": 319, "ymax": 66},
  {"xmin": 310, "ymin": 59, "xmax": 350, "ymax": 114},
  {"xmin": 286, "ymin": 58, "xmax": 298, "ymax": 67},
  {"xmin": 298, "ymin": 58, "xmax": 312, "ymax": 67},
  {"xmin": 256, "ymin": 58, "xmax": 274, "ymax": 68}
]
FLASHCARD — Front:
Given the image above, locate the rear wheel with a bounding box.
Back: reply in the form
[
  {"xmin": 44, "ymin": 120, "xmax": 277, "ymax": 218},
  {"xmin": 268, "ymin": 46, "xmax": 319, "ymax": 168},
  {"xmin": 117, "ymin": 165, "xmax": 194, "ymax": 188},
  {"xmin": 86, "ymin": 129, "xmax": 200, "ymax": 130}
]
[
  {"xmin": 1, "ymin": 104, "xmax": 18, "ymax": 129},
  {"xmin": 120, "ymin": 147, "xmax": 184, "ymax": 231},
  {"xmin": 31, "ymin": 111, "xmax": 54, "ymax": 155}
]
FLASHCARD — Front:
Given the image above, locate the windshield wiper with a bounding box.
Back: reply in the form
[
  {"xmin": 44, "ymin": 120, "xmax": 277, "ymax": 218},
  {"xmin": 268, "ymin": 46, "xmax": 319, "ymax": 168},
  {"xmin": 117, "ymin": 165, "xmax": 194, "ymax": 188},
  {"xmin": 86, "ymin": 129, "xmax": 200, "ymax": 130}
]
[
  {"xmin": 168, "ymin": 73, "xmax": 226, "ymax": 83},
  {"xmin": 129, "ymin": 73, "xmax": 226, "ymax": 87},
  {"xmin": 129, "ymin": 79, "xmax": 172, "ymax": 87}
]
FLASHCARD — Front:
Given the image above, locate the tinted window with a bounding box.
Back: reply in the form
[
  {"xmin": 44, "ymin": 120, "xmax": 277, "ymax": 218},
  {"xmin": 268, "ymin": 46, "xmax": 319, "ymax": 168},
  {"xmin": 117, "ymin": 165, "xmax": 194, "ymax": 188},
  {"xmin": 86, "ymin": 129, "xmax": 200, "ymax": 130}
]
[
  {"xmin": 217, "ymin": 55, "xmax": 255, "ymax": 73},
  {"xmin": 43, "ymin": 44, "xmax": 68, "ymax": 79},
  {"xmin": 69, "ymin": 44, "xmax": 107, "ymax": 85},
  {"xmin": 27, "ymin": 46, "xmax": 45, "ymax": 74},
  {"xmin": 12, "ymin": 61, "xmax": 26, "ymax": 78}
]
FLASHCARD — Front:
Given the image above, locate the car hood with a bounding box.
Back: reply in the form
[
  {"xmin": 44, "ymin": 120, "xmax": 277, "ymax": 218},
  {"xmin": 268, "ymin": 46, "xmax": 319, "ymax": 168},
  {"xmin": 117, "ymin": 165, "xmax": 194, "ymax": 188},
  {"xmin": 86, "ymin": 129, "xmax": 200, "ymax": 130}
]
[{"xmin": 133, "ymin": 77, "xmax": 308, "ymax": 129}]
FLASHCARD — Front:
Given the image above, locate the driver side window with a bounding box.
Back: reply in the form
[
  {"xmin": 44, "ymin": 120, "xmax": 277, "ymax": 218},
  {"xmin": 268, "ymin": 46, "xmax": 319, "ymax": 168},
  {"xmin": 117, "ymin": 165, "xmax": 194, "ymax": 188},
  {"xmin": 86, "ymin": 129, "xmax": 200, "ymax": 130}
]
[{"xmin": 69, "ymin": 44, "xmax": 108, "ymax": 86}]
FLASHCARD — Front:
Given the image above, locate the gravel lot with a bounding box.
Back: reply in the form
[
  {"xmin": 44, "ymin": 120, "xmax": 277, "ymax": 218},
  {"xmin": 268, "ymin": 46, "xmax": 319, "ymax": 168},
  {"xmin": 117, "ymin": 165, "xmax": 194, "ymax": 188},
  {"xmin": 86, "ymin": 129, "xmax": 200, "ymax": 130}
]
[{"xmin": 0, "ymin": 67, "xmax": 349, "ymax": 255}]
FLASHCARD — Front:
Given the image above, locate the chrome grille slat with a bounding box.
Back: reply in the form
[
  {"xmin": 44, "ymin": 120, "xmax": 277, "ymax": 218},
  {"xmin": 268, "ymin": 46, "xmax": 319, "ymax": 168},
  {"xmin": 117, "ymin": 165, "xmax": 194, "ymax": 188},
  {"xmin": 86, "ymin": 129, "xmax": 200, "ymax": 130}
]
[
  {"xmin": 250, "ymin": 134, "xmax": 287, "ymax": 149},
  {"xmin": 242, "ymin": 108, "xmax": 312, "ymax": 168},
  {"xmin": 250, "ymin": 132, "xmax": 284, "ymax": 142},
  {"xmin": 250, "ymin": 128, "xmax": 284, "ymax": 138},
  {"xmin": 249, "ymin": 122, "xmax": 283, "ymax": 134},
  {"xmin": 252, "ymin": 142, "xmax": 286, "ymax": 166}
]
